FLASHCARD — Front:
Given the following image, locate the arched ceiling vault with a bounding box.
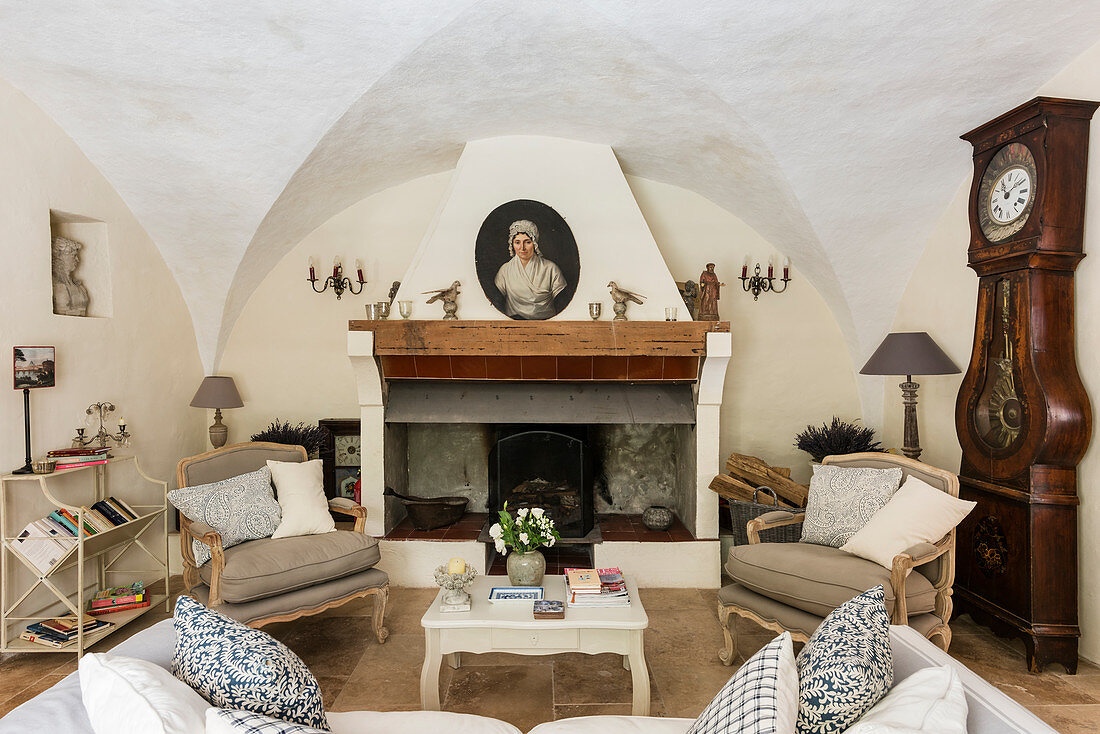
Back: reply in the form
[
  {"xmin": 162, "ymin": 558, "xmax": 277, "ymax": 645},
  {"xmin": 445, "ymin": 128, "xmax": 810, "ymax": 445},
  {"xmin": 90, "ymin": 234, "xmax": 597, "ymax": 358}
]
[{"xmin": 2, "ymin": 1, "xmax": 1099, "ymax": 415}]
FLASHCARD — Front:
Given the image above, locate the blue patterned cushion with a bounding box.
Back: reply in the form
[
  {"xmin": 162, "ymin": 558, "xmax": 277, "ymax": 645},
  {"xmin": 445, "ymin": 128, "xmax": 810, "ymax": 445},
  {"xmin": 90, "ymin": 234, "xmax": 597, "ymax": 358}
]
[
  {"xmin": 168, "ymin": 466, "xmax": 281, "ymax": 566},
  {"xmin": 800, "ymin": 465, "xmax": 901, "ymax": 547},
  {"xmin": 796, "ymin": 586, "xmax": 893, "ymax": 734},
  {"xmin": 173, "ymin": 595, "xmax": 329, "ymax": 730},
  {"xmin": 687, "ymin": 631, "xmax": 798, "ymax": 734},
  {"xmin": 208, "ymin": 709, "xmax": 329, "ymax": 734}
]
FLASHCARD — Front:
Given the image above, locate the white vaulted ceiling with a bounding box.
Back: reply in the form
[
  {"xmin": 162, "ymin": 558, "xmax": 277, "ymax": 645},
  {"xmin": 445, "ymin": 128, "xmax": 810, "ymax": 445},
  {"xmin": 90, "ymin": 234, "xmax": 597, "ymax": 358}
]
[{"xmin": 2, "ymin": 1, "xmax": 1098, "ymax": 378}]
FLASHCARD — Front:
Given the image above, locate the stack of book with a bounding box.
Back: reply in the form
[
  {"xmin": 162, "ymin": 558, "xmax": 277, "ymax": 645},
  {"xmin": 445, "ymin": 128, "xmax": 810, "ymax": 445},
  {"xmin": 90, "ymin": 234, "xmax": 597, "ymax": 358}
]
[
  {"xmin": 13, "ymin": 496, "xmax": 141, "ymax": 575},
  {"xmin": 88, "ymin": 581, "xmax": 150, "ymax": 616},
  {"xmin": 564, "ymin": 567, "xmax": 630, "ymax": 607},
  {"xmin": 46, "ymin": 448, "xmax": 110, "ymax": 469},
  {"xmin": 20, "ymin": 614, "xmax": 112, "ymax": 648}
]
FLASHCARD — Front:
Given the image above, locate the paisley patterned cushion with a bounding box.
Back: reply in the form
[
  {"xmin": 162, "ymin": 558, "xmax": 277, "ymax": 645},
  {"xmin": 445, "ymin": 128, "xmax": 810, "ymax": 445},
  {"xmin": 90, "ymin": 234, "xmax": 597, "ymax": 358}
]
[
  {"xmin": 799, "ymin": 465, "xmax": 901, "ymax": 547},
  {"xmin": 168, "ymin": 466, "xmax": 281, "ymax": 566},
  {"xmin": 172, "ymin": 595, "xmax": 329, "ymax": 730},
  {"xmin": 796, "ymin": 586, "xmax": 893, "ymax": 734}
]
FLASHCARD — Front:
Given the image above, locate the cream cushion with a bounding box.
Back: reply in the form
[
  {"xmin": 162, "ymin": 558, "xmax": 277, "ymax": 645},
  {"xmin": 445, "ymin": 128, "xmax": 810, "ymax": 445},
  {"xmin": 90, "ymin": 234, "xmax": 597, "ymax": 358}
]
[
  {"xmin": 845, "ymin": 665, "xmax": 968, "ymax": 734},
  {"xmin": 841, "ymin": 476, "xmax": 976, "ymax": 569},
  {"xmin": 78, "ymin": 653, "xmax": 208, "ymax": 734},
  {"xmin": 267, "ymin": 459, "xmax": 335, "ymax": 538}
]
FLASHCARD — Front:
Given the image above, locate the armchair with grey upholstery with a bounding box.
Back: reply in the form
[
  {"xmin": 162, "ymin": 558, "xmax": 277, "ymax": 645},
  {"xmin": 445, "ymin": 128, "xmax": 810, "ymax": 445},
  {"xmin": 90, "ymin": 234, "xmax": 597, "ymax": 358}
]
[
  {"xmin": 175, "ymin": 441, "xmax": 388, "ymax": 640},
  {"xmin": 718, "ymin": 452, "xmax": 958, "ymax": 664}
]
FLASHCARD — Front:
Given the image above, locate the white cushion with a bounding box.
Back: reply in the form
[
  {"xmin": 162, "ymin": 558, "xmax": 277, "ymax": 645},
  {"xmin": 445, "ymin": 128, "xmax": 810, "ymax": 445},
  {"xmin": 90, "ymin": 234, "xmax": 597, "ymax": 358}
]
[
  {"xmin": 845, "ymin": 666, "xmax": 968, "ymax": 734},
  {"xmin": 206, "ymin": 708, "xmax": 329, "ymax": 733},
  {"xmin": 78, "ymin": 653, "xmax": 208, "ymax": 734},
  {"xmin": 528, "ymin": 716, "xmax": 694, "ymax": 734},
  {"xmin": 686, "ymin": 631, "xmax": 797, "ymax": 734},
  {"xmin": 267, "ymin": 459, "xmax": 335, "ymax": 538},
  {"xmin": 841, "ymin": 477, "xmax": 976, "ymax": 569},
  {"xmin": 330, "ymin": 711, "xmax": 525, "ymax": 734},
  {"xmin": 800, "ymin": 464, "xmax": 902, "ymax": 547}
]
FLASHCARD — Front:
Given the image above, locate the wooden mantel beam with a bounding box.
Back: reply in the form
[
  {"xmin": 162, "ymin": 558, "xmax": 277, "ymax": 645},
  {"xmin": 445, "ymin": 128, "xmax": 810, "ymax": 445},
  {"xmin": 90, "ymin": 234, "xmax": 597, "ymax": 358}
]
[{"xmin": 348, "ymin": 320, "xmax": 730, "ymax": 357}]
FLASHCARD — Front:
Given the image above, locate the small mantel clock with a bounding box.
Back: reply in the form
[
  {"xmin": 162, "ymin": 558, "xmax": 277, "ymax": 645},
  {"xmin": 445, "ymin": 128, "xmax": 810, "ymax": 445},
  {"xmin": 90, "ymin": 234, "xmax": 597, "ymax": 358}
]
[{"xmin": 954, "ymin": 97, "xmax": 1097, "ymax": 673}]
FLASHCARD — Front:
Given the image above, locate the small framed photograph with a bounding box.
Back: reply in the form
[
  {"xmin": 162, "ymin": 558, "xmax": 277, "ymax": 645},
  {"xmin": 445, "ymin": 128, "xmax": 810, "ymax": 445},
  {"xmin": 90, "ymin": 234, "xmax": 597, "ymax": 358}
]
[
  {"xmin": 13, "ymin": 347, "xmax": 55, "ymax": 389},
  {"xmin": 488, "ymin": 587, "xmax": 544, "ymax": 603}
]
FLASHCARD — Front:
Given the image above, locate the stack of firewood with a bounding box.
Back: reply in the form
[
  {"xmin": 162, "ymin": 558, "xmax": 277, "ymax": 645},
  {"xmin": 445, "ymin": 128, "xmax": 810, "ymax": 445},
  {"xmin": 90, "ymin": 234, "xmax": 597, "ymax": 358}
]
[{"xmin": 708, "ymin": 452, "xmax": 808, "ymax": 508}]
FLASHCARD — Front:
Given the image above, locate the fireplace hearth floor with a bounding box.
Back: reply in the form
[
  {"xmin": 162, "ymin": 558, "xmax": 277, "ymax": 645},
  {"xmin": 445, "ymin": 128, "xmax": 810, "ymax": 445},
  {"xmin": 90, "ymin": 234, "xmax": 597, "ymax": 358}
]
[{"xmin": 383, "ymin": 512, "xmax": 695, "ymax": 543}]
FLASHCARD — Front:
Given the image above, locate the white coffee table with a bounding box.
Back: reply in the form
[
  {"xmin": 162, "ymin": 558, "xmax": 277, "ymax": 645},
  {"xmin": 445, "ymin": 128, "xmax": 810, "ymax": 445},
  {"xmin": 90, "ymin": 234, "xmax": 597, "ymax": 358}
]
[{"xmin": 420, "ymin": 575, "xmax": 651, "ymax": 715}]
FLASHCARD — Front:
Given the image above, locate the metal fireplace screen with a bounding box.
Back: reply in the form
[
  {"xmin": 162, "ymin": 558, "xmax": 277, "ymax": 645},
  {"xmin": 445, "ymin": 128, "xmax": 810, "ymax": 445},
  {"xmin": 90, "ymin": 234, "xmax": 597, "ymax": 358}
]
[{"xmin": 488, "ymin": 428, "xmax": 594, "ymax": 539}]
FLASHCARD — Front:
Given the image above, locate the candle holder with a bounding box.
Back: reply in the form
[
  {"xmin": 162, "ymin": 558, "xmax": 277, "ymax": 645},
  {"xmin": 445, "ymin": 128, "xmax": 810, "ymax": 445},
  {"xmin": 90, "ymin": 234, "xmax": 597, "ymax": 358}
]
[
  {"xmin": 434, "ymin": 563, "xmax": 478, "ymax": 612},
  {"xmin": 398, "ymin": 300, "xmax": 413, "ymax": 319},
  {"xmin": 71, "ymin": 401, "xmax": 131, "ymax": 449},
  {"xmin": 307, "ymin": 257, "xmax": 365, "ymax": 300},
  {"xmin": 588, "ymin": 302, "xmax": 602, "ymax": 320},
  {"xmin": 739, "ymin": 260, "xmax": 791, "ymax": 301}
]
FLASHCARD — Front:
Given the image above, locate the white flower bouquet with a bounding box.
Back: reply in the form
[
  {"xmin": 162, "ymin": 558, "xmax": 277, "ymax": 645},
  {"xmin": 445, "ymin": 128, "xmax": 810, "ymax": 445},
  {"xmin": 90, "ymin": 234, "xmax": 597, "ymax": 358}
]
[{"xmin": 489, "ymin": 502, "xmax": 561, "ymax": 555}]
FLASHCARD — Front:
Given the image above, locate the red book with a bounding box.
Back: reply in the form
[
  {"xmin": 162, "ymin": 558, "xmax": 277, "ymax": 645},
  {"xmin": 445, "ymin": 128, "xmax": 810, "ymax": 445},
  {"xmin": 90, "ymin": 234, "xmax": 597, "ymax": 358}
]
[
  {"xmin": 87, "ymin": 600, "xmax": 151, "ymax": 616},
  {"xmin": 56, "ymin": 459, "xmax": 109, "ymax": 470},
  {"xmin": 91, "ymin": 593, "xmax": 146, "ymax": 608}
]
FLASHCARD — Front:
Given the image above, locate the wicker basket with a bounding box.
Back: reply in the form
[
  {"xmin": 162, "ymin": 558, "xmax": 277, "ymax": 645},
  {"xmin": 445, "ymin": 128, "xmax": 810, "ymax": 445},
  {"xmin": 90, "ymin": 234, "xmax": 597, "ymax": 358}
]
[{"xmin": 728, "ymin": 487, "xmax": 803, "ymax": 545}]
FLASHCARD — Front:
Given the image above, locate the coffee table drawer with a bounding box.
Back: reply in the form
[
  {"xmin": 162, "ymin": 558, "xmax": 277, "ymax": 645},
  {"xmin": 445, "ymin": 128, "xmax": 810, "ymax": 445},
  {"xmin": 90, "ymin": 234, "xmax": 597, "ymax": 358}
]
[{"xmin": 491, "ymin": 627, "xmax": 579, "ymax": 649}]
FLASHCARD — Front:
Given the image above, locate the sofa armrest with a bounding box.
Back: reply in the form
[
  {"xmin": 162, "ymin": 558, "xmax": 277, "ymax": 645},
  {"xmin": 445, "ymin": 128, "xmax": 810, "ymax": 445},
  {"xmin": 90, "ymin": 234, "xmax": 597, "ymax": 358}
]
[
  {"xmin": 329, "ymin": 497, "xmax": 368, "ymax": 533},
  {"xmin": 747, "ymin": 511, "xmax": 805, "ymax": 544},
  {"xmin": 178, "ymin": 515, "xmax": 226, "ymax": 606},
  {"xmin": 889, "ymin": 533, "xmax": 953, "ymax": 624},
  {"xmin": 185, "ymin": 520, "xmax": 222, "ymax": 547}
]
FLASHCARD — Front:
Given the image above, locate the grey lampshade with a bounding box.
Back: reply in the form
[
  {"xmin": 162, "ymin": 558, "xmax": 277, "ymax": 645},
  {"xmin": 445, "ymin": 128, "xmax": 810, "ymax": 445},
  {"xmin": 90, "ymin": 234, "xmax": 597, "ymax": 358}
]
[
  {"xmin": 190, "ymin": 376, "xmax": 244, "ymax": 409},
  {"xmin": 860, "ymin": 332, "xmax": 960, "ymax": 377}
]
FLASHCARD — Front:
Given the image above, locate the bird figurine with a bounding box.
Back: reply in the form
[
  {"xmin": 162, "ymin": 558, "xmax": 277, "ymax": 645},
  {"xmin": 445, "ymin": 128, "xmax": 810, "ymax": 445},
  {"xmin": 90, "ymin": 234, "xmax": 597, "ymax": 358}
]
[
  {"xmin": 607, "ymin": 281, "xmax": 645, "ymax": 320},
  {"xmin": 423, "ymin": 281, "xmax": 461, "ymax": 319}
]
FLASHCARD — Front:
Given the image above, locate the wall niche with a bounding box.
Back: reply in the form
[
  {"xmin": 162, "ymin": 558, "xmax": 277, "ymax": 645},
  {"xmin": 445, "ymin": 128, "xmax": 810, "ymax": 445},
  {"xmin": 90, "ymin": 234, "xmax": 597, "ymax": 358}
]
[{"xmin": 49, "ymin": 210, "xmax": 112, "ymax": 317}]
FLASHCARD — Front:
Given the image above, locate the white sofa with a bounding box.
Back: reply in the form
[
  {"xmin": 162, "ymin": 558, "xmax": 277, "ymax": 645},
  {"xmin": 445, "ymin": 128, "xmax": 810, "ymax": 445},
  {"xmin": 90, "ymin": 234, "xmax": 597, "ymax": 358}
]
[{"xmin": 0, "ymin": 620, "xmax": 1054, "ymax": 734}]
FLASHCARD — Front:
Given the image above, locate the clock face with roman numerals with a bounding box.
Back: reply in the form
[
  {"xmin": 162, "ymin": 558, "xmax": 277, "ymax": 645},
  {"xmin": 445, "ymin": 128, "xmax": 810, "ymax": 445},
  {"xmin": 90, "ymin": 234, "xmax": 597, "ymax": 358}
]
[{"xmin": 977, "ymin": 142, "xmax": 1037, "ymax": 243}]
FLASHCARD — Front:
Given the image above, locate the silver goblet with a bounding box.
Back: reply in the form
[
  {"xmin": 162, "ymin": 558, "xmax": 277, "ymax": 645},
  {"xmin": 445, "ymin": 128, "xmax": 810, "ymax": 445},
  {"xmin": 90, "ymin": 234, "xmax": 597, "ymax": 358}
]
[{"xmin": 589, "ymin": 302, "xmax": 602, "ymax": 320}]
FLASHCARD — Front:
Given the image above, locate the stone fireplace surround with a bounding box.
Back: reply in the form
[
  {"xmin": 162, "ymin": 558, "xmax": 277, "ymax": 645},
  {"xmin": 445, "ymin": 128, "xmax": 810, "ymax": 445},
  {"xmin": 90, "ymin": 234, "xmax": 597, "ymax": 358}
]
[{"xmin": 348, "ymin": 319, "xmax": 731, "ymax": 587}]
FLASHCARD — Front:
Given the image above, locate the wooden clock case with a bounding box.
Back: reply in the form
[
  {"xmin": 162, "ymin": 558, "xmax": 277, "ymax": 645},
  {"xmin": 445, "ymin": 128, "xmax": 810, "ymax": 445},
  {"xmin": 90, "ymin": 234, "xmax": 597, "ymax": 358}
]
[{"xmin": 954, "ymin": 97, "xmax": 1097, "ymax": 673}]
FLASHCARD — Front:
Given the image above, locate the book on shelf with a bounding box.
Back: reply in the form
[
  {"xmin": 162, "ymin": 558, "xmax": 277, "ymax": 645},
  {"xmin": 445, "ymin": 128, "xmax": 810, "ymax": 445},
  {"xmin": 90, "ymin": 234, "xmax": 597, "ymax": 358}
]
[
  {"xmin": 91, "ymin": 581, "xmax": 146, "ymax": 608},
  {"xmin": 46, "ymin": 448, "xmax": 110, "ymax": 458},
  {"xmin": 19, "ymin": 630, "xmax": 68, "ymax": 648},
  {"xmin": 88, "ymin": 599, "xmax": 151, "ymax": 616},
  {"xmin": 47, "ymin": 510, "xmax": 79, "ymax": 536},
  {"xmin": 13, "ymin": 522, "xmax": 71, "ymax": 574},
  {"xmin": 22, "ymin": 617, "xmax": 112, "ymax": 646},
  {"xmin": 105, "ymin": 497, "xmax": 137, "ymax": 521},
  {"xmin": 59, "ymin": 508, "xmax": 98, "ymax": 536},
  {"xmin": 81, "ymin": 508, "xmax": 112, "ymax": 533},
  {"xmin": 92, "ymin": 499, "xmax": 129, "ymax": 526},
  {"xmin": 56, "ymin": 459, "xmax": 110, "ymax": 470}
]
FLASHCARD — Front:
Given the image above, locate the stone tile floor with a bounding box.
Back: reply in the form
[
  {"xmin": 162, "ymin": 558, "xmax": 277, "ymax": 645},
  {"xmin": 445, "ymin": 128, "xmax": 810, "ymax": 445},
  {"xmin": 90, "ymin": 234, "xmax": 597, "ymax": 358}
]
[{"xmin": 0, "ymin": 579, "xmax": 1097, "ymax": 732}]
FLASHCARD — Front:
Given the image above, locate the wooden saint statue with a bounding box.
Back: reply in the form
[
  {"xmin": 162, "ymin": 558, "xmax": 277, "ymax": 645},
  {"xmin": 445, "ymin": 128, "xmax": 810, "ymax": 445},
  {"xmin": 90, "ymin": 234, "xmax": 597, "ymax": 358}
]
[{"xmin": 698, "ymin": 263, "xmax": 723, "ymax": 321}]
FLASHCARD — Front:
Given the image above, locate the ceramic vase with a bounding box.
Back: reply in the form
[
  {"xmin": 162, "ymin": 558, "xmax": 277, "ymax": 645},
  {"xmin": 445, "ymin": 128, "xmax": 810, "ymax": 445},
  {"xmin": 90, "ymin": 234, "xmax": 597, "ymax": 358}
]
[
  {"xmin": 506, "ymin": 550, "xmax": 546, "ymax": 587},
  {"xmin": 642, "ymin": 505, "xmax": 674, "ymax": 531}
]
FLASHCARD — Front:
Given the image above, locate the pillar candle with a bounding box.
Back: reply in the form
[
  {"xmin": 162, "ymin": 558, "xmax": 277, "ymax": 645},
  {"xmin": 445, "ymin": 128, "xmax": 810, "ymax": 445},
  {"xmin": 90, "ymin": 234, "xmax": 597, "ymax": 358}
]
[
  {"xmin": 308, "ymin": 257, "xmax": 316, "ymax": 281},
  {"xmin": 783, "ymin": 256, "xmax": 790, "ymax": 280},
  {"xmin": 767, "ymin": 258, "xmax": 774, "ymax": 279},
  {"xmin": 333, "ymin": 256, "xmax": 341, "ymax": 279},
  {"xmin": 356, "ymin": 259, "xmax": 365, "ymax": 283},
  {"xmin": 448, "ymin": 557, "xmax": 466, "ymax": 575}
]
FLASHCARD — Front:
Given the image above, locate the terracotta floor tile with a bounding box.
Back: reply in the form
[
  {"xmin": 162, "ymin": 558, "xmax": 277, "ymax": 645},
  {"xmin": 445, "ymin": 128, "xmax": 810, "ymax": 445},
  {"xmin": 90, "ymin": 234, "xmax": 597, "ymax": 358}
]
[{"xmin": 444, "ymin": 664, "xmax": 554, "ymax": 732}]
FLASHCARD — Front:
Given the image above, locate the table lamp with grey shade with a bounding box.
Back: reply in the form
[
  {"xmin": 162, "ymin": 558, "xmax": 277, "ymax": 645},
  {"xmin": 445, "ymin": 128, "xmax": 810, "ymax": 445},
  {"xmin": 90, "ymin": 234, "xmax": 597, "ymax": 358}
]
[
  {"xmin": 190, "ymin": 376, "xmax": 243, "ymax": 448},
  {"xmin": 860, "ymin": 332, "xmax": 960, "ymax": 461}
]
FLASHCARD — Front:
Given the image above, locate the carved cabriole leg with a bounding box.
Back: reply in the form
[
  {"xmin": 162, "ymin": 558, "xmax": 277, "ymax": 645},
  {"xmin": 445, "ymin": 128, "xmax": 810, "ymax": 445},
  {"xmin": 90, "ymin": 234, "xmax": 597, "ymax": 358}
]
[
  {"xmin": 928, "ymin": 624, "xmax": 951, "ymax": 652},
  {"xmin": 372, "ymin": 585, "xmax": 389, "ymax": 643},
  {"xmin": 718, "ymin": 603, "xmax": 736, "ymax": 666},
  {"xmin": 208, "ymin": 544, "xmax": 226, "ymax": 607}
]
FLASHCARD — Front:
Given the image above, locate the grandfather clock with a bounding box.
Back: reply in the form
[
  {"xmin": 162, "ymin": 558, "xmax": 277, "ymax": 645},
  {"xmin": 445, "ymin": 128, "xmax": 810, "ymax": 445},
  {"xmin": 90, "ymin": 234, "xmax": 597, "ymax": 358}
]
[{"xmin": 954, "ymin": 97, "xmax": 1096, "ymax": 673}]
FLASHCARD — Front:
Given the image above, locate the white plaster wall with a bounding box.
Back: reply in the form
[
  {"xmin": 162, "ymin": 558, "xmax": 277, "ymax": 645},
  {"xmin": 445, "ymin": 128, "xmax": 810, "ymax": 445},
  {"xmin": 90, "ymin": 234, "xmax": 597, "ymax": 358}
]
[
  {"xmin": 888, "ymin": 39, "xmax": 1100, "ymax": 663},
  {"xmin": 393, "ymin": 136, "xmax": 686, "ymax": 321},
  {"xmin": 0, "ymin": 77, "xmax": 206, "ymax": 612},
  {"xmin": 222, "ymin": 168, "xmax": 861, "ymax": 486}
]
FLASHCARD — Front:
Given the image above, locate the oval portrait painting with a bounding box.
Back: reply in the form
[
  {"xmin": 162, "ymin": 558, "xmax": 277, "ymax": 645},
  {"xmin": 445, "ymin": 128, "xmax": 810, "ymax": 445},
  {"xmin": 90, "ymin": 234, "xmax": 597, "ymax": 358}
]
[{"xmin": 475, "ymin": 200, "xmax": 580, "ymax": 320}]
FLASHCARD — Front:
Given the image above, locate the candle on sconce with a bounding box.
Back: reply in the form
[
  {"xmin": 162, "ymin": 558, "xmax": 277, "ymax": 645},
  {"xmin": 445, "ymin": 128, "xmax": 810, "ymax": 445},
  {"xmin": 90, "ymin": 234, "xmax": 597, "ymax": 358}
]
[
  {"xmin": 332, "ymin": 256, "xmax": 341, "ymax": 279},
  {"xmin": 355, "ymin": 259, "xmax": 365, "ymax": 283},
  {"xmin": 783, "ymin": 257, "xmax": 790, "ymax": 280},
  {"xmin": 741, "ymin": 256, "xmax": 749, "ymax": 279},
  {"xmin": 118, "ymin": 417, "xmax": 126, "ymax": 427},
  {"xmin": 767, "ymin": 258, "xmax": 774, "ymax": 279},
  {"xmin": 308, "ymin": 257, "xmax": 316, "ymax": 281}
]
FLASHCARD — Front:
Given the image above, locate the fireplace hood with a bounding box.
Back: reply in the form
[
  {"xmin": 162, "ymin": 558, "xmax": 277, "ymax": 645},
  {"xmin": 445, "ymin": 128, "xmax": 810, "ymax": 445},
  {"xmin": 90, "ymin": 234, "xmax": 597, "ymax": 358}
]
[{"xmin": 385, "ymin": 382, "xmax": 695, "ymax": 424}]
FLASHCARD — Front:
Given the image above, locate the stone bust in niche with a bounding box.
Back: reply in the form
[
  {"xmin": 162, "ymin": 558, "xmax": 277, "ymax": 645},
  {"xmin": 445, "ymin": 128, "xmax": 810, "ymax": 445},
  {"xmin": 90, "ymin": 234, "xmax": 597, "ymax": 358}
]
[{"xmin": 52, "ymin": 235, "xmax": 90, "ymax": 316}]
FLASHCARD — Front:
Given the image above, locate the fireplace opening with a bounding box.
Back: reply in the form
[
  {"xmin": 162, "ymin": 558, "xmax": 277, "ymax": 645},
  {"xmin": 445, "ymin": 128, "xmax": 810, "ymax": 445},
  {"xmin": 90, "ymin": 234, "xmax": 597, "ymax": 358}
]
[{"xmin": 488, "ymin": 425, "xmax": 594, "ymax": 540}]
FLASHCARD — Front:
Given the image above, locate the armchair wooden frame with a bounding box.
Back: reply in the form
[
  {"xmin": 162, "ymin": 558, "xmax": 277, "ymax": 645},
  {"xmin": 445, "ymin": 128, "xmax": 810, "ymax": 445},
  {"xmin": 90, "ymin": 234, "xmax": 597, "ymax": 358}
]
[
  {"xmin": 719, "ymin": 453, "xmax": 958, "ymax": 665},
  {"xmin": 176, "ymin": 442, "xmax": 388, "ymax": 640}
]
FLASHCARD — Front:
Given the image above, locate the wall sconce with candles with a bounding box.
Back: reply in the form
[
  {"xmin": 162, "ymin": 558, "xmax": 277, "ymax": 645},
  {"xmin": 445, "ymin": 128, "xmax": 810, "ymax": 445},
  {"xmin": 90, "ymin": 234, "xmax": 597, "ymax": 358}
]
[
  {"xmin": 71, "ymin": 401, "xmax": 131, "ymax": 449},
  {"xmin": 308, "ymin": 256, "xmax": 365, "ymax": 299},
  {"xmin": 739, "ymin": 256, "xmax": 791, "ymax": 300}
]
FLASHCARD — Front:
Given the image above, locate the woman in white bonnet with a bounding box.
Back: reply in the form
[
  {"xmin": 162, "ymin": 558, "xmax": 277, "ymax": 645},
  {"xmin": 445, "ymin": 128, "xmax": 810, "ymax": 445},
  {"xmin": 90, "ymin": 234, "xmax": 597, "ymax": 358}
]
[{"xmin": 494, "ymin": 219, "xmax": 567, "ymax": 319}]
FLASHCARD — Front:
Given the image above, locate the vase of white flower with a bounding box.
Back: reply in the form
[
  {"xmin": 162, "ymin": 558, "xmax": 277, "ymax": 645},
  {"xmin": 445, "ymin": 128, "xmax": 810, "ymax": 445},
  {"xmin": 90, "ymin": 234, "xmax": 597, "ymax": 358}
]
[{"xmin": 490, "ymin": 503, "xmax": 560, "ymax": 587}]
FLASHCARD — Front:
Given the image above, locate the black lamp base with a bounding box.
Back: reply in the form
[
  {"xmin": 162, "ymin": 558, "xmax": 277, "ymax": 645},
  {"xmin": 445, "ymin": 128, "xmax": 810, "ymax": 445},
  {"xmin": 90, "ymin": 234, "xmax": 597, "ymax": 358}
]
[{"xmin": 12, "ymin": 387, "xmax": 34, "ymax": 474}]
